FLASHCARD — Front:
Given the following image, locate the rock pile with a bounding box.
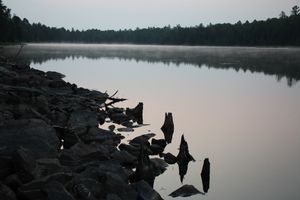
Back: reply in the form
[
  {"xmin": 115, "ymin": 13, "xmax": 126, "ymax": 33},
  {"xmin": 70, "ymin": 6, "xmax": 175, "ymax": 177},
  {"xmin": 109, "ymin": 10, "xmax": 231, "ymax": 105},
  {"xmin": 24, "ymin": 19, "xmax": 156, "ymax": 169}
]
[{"xmin": 0, "ymin": 60, "xmax": 164, "ymax": 200}]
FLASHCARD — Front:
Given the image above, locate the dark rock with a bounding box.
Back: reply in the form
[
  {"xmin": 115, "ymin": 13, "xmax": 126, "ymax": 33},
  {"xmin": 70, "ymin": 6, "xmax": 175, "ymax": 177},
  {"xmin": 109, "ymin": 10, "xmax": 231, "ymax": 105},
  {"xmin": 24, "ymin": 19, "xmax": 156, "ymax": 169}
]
[
  {"xmin": 36, "ymin": 158, "xmax": 67, "ymax": 178},
  {"xmin": 150, "ymin": 158, "xmax": 168, "ymax": 176},
  {"xmin": 81, "ymin": 127, "xmax": 122, "ymax": 145},
  {"xmin": 176, "ymin": 135, "xmax": 195, "ymax": 183},
  {"xmin": 0, "ymin": 153, "xmax": 13, "ymax": 180},
  {"xmin": 108, "ymin": 125, "xmax": 115, "ymax": 131},
  {"xmin": 161, "ymin": 113, "xmax": 174, "ymax": 143},
  {"xmin": 48, "ymin": 80, "xmax": 68, "ymax": 88},
  {"xmin": 13, "ymin": 147, "xmax": 37, "ymax": 183},
  {"xmin": 129, "ymin": 133, "xmax": 156, "ymax": 146},
  {"xmin": 104, "ymin": 172, "xmax": 138, "ymax": 200},
  {"xmin": 111, "ymin": 150, "xmax": 137, "ymax": 166},
  {"xmin": 43, "ymin": 181, "xmax": 75, "ymax": 200},
  {"xmin": 177, "ymin": 135, "xmax": 195, "ymax": 163},
  {"xmin": 118, "ymin": 143, "xmax": 140, "ymax": 157},
  {"xmin": 117, "ymin": 127, "xmax": 134, "ymax": 132},
  {"xmin": 108, "ymin": 109, "xmax": 130, "ymax": 125},
  {"xmin": 151, "ymin": 139, "xmax": 167, "ymax": 148},
  {"xmin": 133, "ymin": 180, "xmax": 163, "ymax": 200},
  {"xmin": 46, "ymin": 71, "xmax": 66, "ymax": 80},
  {"xmin": 59, "ymin": 142, "xmax": 110, "ymax": 167},
  {"xmin": 0, "ymin": 182, "xmax": 17, "ymax": 200},
  {"xmin": 132, "ymin": 145, "xmax": 155, "ymax": 187},
  {"xmin": 201, "ymin": 158, "xmax": 210, "ymax": 193},
  {"xmin": 126, "ymin": 102, "xmax": 143, "ymax": 124},
  {"xmin": 0, "ymin": 119, "xmax": 60, "ymax": 158},
  {"xmin": 150, "ymin": 139, "xmax": 167, "ymax": 154},
  {"xmin": 68, "ymin": 110, "xmax": 99, "ymax": 130},
  {"xmin": 76, "ymin": 160, "xmax": 129, "ymax": 184},
  {"xmin": 163, "ymin": 153, "xmax": 177, "ymax": 164},
  {"xmin": 4, "ymin": 174, "xmax": 23, "ymax": 191},
  {"xmin": 71, "ymin": 178, "xmax": 102, "ymax": 200},
  {"xmin": 106, "ymin": 193, "xmax": 122, "ymax": 200},
  {"xmin": 177, "ymin": 161, "xmax": 189, "ymax": 183},
  {"xmin": 57, "ymin": 128, "xmax": 80, "ymax": 149},
  {"xmin": 169, "ymin": 185, "xmax": 203, "ymax": 197},
  {"xmin": 97, "ymin": 160, "xmax": 129, "ymax": 182},
  {"xmin": 19, "ymin": 172, "xmax": 73, "ymax": 200}
]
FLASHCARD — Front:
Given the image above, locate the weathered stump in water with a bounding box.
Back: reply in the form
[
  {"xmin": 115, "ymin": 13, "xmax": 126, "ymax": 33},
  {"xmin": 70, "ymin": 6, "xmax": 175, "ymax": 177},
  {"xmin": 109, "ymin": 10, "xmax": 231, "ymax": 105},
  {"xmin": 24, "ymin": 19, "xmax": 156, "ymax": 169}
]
[
  {"xmin": 176, "ymin": 135, "xmax": 195, "ymax": 182},
  {"xmin": 201, "ymin": 158, "xmax": 210, "ymax": 193},
  {"xmin": 126, "ymin": 102, "xmax": 143, "ymax": 124},
  {"xmin": 161, "ymin": 112, "xmax": 174, "ymax": 143}
]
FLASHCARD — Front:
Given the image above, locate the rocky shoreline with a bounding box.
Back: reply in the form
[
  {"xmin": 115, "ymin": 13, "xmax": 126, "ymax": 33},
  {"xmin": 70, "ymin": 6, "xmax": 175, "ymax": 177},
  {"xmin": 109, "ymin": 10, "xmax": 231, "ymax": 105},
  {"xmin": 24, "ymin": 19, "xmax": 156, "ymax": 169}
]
[
  {"xmin": 0, "ymin": 57, "xmax": 209, "ymax": 199},
  {"xmin": 0, "ymin": 57, "xmax": 170, "ymax": 200}
]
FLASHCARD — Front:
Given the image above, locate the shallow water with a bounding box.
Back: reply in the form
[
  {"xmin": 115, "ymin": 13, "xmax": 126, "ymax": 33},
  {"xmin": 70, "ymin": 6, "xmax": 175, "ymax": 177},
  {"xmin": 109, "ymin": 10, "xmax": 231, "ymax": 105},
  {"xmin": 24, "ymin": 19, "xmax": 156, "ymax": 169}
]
[{"xmin": 2, "ymin": 44, "xmax": 300, "ymax": 200}]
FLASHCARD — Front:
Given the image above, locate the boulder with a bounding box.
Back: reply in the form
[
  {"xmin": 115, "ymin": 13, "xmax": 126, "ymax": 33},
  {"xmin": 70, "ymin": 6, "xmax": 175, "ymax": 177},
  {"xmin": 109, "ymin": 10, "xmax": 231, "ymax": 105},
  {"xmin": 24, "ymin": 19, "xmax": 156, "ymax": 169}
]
[
  {"xmin": 13, "ymin": 147, "xmax": 37, "ymax": 183},
  {"xmin": 70, "ymin": 178, "xmax": 102, "ymax": 200},
  {"xmin": 111, "ymin": 150, "xmax": 137, "ymax": 166},
  {"xmin": 150, "ymin": 158, "xmax": 168, "ymax": 176},
  {"xmin": 150, "ymin": 139, "xmax": 166, "ymax": 155},
  {"xmin": 46, "ymin": 71, "xmax": 66, "ymax": 80},
  {"xmin": 104, "ymin": 172, "xmax": 138, "ymax": 200},
  {"xmin": 0, "ymin": 119, "xmax": 60, "ymax": 158},
  {"xmin": 81, "ymin": 127, "xmax": 122, "ymax": 145},
  {"xmin": 0, "ymin": 182, "xmax": 17, "ymax": 200},
  {"xmin": 4, "ymin": 174, "xmax": 23, "ymax": 191},
  {"xmin": 0, "ymin": 153, "xmax": 13, "ymax": 180},
  {"xmin": 43, "ymin": 181, "xmax": 75, "ymax": 200},
  {"xmin": 68, "ymin": 110, "xmax": 99, "ymax": 130},
  {"xmin": 163, "ymin": 153, "xmax": 177, "ymax": 164},
  {"xmin": 133, "ymin": 180, "xmax": 163, "ymax": 200},
  {"xmin": 59, "ymin": 142, "xmax": 110, "ymax": 167},
  {"xmin": 19, "ymin": 172, "xmax": 73, "ymax": 200},
  {"xmin": 106, "ymin": 194, "xmax": 122, "ymax": 200}
]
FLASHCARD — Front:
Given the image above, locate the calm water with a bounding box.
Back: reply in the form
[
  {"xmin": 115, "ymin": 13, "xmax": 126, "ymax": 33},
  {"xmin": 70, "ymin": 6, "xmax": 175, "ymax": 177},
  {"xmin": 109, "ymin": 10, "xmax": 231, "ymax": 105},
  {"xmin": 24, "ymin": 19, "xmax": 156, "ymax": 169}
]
[{"xmin": 2, "ymin": 44, "xmax": 300, "ymax": 200}]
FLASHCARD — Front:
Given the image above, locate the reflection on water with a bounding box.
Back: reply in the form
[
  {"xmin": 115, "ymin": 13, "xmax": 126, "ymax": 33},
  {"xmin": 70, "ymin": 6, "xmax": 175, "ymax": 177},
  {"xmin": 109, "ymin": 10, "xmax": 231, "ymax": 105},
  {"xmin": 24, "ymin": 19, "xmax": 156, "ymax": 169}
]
[
  {"xmin": 2, "ymin": 43, "xmax": 300, "ymax": 86},
  {"xmin": 201, "ymin": 158, "xmax": 210, "ymax": 193},
  {"xmin": 1, "ymin": 44, "xmax": 300, "ymax": 200}
]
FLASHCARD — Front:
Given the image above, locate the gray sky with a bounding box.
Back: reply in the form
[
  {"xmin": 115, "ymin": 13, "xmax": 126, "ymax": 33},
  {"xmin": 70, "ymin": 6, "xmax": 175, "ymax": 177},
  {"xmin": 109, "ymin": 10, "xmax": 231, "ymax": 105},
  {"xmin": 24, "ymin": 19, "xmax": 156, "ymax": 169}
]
[{"xmin": 3, "ymin": 0, "xmax": 299, "ymax": 30}]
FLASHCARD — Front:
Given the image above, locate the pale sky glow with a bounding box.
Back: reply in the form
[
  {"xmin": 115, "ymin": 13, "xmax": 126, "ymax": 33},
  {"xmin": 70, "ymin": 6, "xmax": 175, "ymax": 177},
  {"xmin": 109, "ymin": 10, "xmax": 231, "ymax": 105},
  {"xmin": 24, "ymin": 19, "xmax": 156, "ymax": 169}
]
[{"xmin": 3, "ymin": 0, "xmax": 300, "ymax": 30}]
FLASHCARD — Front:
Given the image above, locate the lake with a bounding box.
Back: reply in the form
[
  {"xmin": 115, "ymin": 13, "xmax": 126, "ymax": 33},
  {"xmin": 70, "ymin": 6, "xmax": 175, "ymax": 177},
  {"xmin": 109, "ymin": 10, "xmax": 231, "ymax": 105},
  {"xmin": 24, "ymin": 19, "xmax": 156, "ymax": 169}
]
[{"xmin": 2, "ymin": 43, "xmax": 300, "ymax": 200}]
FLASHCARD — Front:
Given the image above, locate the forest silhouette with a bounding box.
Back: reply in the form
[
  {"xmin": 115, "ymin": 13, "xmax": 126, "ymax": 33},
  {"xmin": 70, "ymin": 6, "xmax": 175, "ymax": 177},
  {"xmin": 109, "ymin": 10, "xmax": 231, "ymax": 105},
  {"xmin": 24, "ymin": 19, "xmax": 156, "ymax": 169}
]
[{"xmin": 1, "ymin": 1, "xmax": 300, "ymax": 46}]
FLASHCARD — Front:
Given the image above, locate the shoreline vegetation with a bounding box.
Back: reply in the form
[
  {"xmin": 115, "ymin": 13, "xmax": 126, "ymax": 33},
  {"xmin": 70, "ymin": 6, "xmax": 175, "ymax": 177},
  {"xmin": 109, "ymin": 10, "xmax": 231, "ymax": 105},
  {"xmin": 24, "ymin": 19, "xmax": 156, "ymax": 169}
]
[{"xmin": 1, "ymin": 1, "xmax": 300, "ymax": 46}]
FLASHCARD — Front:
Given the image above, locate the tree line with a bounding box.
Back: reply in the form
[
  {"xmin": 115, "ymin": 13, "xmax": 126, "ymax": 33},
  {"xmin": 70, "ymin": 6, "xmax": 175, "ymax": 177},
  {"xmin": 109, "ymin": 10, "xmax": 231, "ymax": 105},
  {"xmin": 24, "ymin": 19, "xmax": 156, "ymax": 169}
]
[{"xmin": 1, "ymin": 1, "xmax": 300, "ymax": 46}]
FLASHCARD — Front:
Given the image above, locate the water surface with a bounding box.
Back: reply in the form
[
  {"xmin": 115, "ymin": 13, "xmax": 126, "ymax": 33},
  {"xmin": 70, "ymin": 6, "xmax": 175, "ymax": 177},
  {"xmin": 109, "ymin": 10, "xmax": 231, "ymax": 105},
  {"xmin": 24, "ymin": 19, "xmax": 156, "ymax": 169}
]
[{"xmin": 2, "ymin": 44, "xmax": 300, "ymax": 200}]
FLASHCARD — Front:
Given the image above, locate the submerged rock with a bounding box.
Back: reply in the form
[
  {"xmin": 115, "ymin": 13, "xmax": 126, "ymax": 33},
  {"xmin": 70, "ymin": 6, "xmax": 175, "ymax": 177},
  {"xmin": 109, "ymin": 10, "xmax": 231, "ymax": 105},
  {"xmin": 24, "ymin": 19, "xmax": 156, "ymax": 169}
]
[{"xmin": 169, "ymin": 184, "xmax": 203, "ymax": 198}]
